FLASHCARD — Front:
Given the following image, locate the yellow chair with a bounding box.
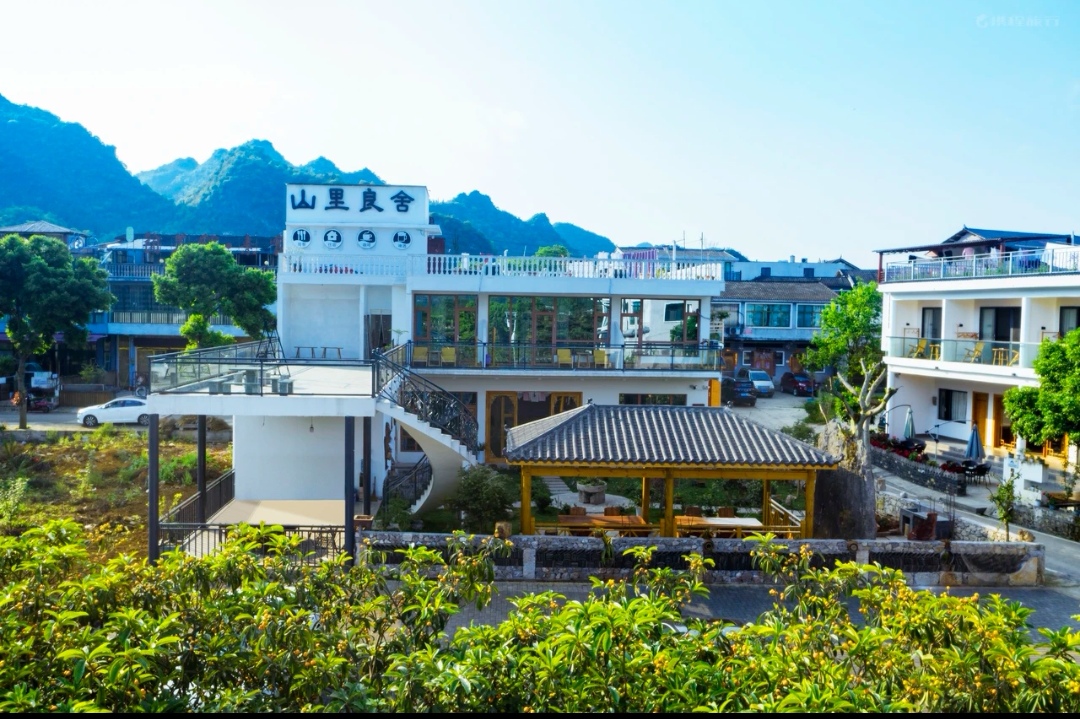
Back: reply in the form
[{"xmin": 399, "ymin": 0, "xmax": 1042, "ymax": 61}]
[
  {"xmin": 907, "ymin": 338, "xmax": 928, "ymax": 358},
  {"xmin": 593, "ymin": 349, "xmax": 608, "ymax": 368},
  {"xmin": 412, "ymin": 346, "xmax": 428, "ymax": 366},
  {"xmin": 557, "ymin": 348, "xmax": 574, "ymax": 368},
  {"xmin": 440, "ymin": 346, "xmax": 457, "ymax": 366},
  {"xmin": 1008, "ymin": 349, "xmax": 1020, "ymax": 366},
  {"xmin": 963, "ymin": 341, "xmax": 985, "ymax": 363}
]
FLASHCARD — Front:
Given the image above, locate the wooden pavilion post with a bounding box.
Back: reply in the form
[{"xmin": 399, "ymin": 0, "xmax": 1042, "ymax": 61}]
[
  {"xmin": 520, "ymin": 468, "xmax": 533, "ymax": 535},
  {"xmin": 803, "ymin": 471, "xmax": 816, "ymax": 538},
  {"xmin": 663, "ymin": 470, "xmax": 674, "ymax": 537},
  {"xmin": 762, "ymin": 479, "xmax": 771, "ymax": 527},
  {"xmin": 640, "ymin": 476, "xmax": 650, "ymax": 523}
]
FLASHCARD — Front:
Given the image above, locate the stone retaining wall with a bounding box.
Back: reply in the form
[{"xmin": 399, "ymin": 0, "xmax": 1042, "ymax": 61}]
[
  {"xmin": 871, "ymin": 446, "xmax": 965, "ymax": 495},
  {"xmin": 360, "ymin": 531, "xmax": 1044, "ymax": 586},
  {"xmin": 1014, "ymin": 505, "xmax": 1080, "ymax": 541}
]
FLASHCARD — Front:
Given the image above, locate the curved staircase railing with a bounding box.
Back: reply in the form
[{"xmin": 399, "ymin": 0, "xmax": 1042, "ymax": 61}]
[{"xmin": 373, "ymin": 346, "xmax": 479, "ymax": 453}]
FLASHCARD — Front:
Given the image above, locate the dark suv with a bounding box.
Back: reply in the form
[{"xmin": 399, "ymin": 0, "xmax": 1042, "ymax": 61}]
[
  {"xmin": 779, "ymin": 371, "xmax": 815, "ymax": 396},
  {"xmin": 720, "ymin": 376, "xmax": 757, "ymax": 407}
]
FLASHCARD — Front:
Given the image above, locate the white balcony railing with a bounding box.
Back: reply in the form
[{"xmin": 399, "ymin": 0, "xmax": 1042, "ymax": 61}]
[
  {"xmin": 882, "ymin": 246, "xmax": 1080, "ymax": 284},
  {"xmin": 279, "ymin": 254, "xmax": 725, "ymax": 281}
]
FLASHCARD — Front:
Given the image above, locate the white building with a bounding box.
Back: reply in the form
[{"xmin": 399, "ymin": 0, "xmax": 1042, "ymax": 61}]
[
  {"xmin": 146, "ymin": 183, "xmax": 728, "ymax": 557},
  {"xmin": 877, "ymin": 227, "xmax": 1078, "ymax": 463}
]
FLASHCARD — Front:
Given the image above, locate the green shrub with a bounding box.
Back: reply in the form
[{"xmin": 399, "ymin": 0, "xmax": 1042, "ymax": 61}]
[
  {"xmin": 0, "ymin": 475, "xmax": 28, "ymax": 528},
  {"xmin": 532, "ymin": 480, "xmax": 553, "ymax": 512},
  {"xmin": 781, "ymin": 419, "xmax": 817, "ymax": 442},
  {"xmin": 447, "ymin": 465, "xmax": 514, "ymax": 533}
]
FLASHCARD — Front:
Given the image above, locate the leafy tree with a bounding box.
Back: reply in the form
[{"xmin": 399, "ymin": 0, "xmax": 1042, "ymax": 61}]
[
  {"xmin": 804, "ymin": 281, "xmax": 894, "ymax": 536},
  {"xmin": 1003, "ymin": 330, "xmax": 1080, "ymax": 493},
  {"xmin": 990, "ymin": 470, "xmax": 1018, "ymax": 541},
  {"xmin": 152, "ymin": 241, "xmax": 275, "ymax": 348},
  {"xmin": 446, "ymin": 465, "xmax": 514, "ymax": 532},
  {"xmin": 4, "ymin": 523, "xmax": 1080, "ymax": 713},
  {"xmin": 535, "ymin": 244, "xmax": 570, "ymax": 257},
  {"xmin": 0, "ymin": 233, "xmax": 112, "ymax": 428}
]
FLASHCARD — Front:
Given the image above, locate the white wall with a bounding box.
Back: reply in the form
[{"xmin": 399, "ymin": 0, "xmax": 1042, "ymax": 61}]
[
  {"xmin": 233, "ymin": 415, "xmax": 363, "ymax": 500},
  {"xmin": 283, "ymin": 284, "xmax": 362, "ymax": 358}
]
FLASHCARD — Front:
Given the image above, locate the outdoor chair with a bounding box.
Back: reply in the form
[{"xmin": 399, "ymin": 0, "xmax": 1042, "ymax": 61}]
[
  {"xmin": 962, "ymin": 341, "xmax": 985, "ymax": 363},
  {"xmin": 603, "ymin": 505, "xmax": 622, "ymax": 516},
  {"xmin": 557, "ymin": 348, "xmax": 574, "ymax": 368},
  {"xmin": 569, "ymin": 506, "xmax": 587, "ymax": 516},
  {"xmin": 907, "ymin": 338, "xmax": 928, "ymax": 358},
  {"xmin": 972, "ymin": 463, "xmax": 992, "ymax": 486},
  {"xmin": 716, "ymin": 506, "xmax": 735, "ymax": 518},
  {"xmin": 593, "ymin": 349, "xmax": 609, "ymax": 368},
  {"xmin": 412, "ymin": 346, "xmax": 429, "ymax": 366},
  {"xmin": 440, "ymin": 346, "xmax": 457, "ymax": 366},
  {"xmin": 1007, "ymin": 349, "xmax": 1020, "ymax": 366},
  {"xmin": 684, "ymin": 506, "xmax": 703, "ymax": 517}
]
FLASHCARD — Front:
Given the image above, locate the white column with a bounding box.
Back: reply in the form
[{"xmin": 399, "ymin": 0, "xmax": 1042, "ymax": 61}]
[
  {"xmin": 477, "ymin": 293, "xmax": 489, "ymax": 366},
  {"xmin": 357, "ymin": 285, "xmax": 368, "ymax": 357},
  {"xmin": 698, "ymin": 296, "xmax": 712, "ymax": 344},
  {"xmin": 391, "ymin": 286, "xmax": 411, "ymax": 343}
]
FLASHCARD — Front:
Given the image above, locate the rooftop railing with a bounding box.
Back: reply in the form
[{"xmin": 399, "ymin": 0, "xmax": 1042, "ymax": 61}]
[
  {"xmin": 279, "ymin": 253, "xmax": 725, "ymax": 282},
  {"xmin": 882, "ymin": 246, "xmax": 1080, "ymax": 283}
]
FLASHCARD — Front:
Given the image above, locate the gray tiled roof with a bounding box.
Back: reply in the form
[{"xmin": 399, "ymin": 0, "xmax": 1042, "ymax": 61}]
[
  {"xmin": 714, "ymin": 281, "xmax": 838, "ymax": 302},
  {"xmin": 0, "ymin": 220, "xmax": 81, "ymax": 235},
  {"xmin": 505, "ymin": 404, "xmax": 837, "ymax": 468}
]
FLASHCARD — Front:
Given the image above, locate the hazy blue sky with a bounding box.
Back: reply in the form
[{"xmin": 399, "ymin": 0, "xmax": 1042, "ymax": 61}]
[{"xmin": 2, "ymin": 0, "xmax": 1077, "ymax": 266}]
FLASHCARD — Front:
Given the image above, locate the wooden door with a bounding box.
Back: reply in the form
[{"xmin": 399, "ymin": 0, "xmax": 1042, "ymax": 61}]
[
  {"xmin": 486, "ymin": 392, "xmax": 517, "ymax": 461},
  {"xmin": 972, "ymin": 392, "xmax": 988, "ymax": 450}
]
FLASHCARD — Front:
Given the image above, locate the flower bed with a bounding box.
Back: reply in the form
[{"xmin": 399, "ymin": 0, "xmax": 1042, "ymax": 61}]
[{"xmin": 870, "ymin": 444, "xmax": 965, "ymax": 496}]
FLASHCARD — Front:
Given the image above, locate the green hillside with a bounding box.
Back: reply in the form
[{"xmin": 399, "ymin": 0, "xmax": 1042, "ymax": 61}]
[{"xmin": 0, "ymin": 92, "xmax": 616, "ymax": 254}]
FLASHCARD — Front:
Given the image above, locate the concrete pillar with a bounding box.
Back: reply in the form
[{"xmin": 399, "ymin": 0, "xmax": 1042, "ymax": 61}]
[
  {"xmin": 804, "ymin": 472, "xmax": 816, "ymax": 538},
  {"xmin": 663, "ymin": 471, "xmax": 674, "ymax": 537},
  {"xmin": 358, "ymin": 285, "xmax": 368, "ymax": 357},
  {"xmin": 345, "ymin": 417, "xmax": 356, "ymax": 561},
  {"xmin": 640, "ymin": 476, "xmax": 650, "ymax": 523}
]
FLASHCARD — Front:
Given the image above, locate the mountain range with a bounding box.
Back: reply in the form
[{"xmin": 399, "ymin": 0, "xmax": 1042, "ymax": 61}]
[{"xmin": 0, "ymin": 93, "xmax": 615, "ymax": 255}]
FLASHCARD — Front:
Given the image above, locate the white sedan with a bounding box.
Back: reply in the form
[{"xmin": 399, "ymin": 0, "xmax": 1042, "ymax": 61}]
[{"xmin": 77, "ymin": 398, "xmax": 151, "ymax": 428}]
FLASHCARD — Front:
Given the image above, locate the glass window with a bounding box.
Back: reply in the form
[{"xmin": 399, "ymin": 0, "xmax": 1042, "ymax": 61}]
[
  {"xmin": 773, "ymin": 350, "xmax": 785, "ymax": 367},
  {"xmin": 618, "ymin": 394, "xmax": 687, "ymax": 406},
  {"xmin": 741, "ymin": 350, "xmax": 753, "ymax": 366},
  {"xmin": 746, "ymin": 304, "xmax": 791, "ymax": 328},
  {"xmin": 1060, "ymin": 307, "xmax": 1080, "ymax": 337},
  {"xmin": 796, "ymin": 304, "xmax": 823, "ymax": 328},
  {"xmin": 664, "ymin": 303, "xmax": 684, "ymax": 322},
  {"xmin": 938, "ymin": 389, "xmax": 968, "ymax": 422}
]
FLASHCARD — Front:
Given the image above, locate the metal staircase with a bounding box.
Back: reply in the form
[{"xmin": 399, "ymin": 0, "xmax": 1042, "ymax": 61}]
[{"xmin": 373, "ymin": 347, "xmax": 480, "ymax": 514}]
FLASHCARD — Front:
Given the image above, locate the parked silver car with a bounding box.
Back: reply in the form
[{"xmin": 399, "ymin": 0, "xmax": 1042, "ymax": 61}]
[{"xmin": 736, "ymin": 368, "xmax": 775, "ymax": 398}]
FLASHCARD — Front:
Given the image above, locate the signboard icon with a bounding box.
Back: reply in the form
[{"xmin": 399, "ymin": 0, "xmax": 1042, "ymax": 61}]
[
  {"xmin": 292, "ymin": 229, "xmax": 311, "ymax": 247},
  {"xmin": 393, "ymin": 231, "xmax": 411, "ymax": 250},
  {"xmin": 324, "ymin": 229, "xmax": 342, "ymax": 249},
  {"xmin": 358, "ymin": 230, "xmax": 376, "ymax": 249}
]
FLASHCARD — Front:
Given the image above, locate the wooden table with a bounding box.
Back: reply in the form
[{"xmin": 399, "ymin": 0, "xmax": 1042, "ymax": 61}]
[
  {"xmin": 294, "ymin": 345, "xmax": 317, "ymax": 358},
  {"xmin": 992, "ymin": 347, "xmax": 1009, "ymax": 365},
  {"xmin": 321, "ymin": 346, "xmax": 343, "ymax": 359},
  {"xmin": 555, "ymin": 514, "xmax": 648, "ymax": 536},
  {"xmin": 675, "ymin": 516, "xmax": 764, "ymax": 537}
]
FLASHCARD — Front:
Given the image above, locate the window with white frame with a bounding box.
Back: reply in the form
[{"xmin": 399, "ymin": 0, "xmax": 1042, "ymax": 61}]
[
  {"xmin": 773, "ymin": 350, "xmax": 785, "ymax": 367},
  {"xmin": 796, "ymin": 304, "xmax": 824, "ymax": 328},
  {"xmin": 746, "ymin": 303, "xmax": 791, "ymax": 328},
  {"xmin": 741, "ymin": 350, "xmax": 754, "ymax": 366}
]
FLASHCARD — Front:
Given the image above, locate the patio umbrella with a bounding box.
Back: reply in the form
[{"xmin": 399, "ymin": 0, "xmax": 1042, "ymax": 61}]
[
  {"xmin": 964, "ymin": 424, "xmax": 985, "ymax": 463},
  {"xmin": 902, "ymin": 407, "xmax": 916, "ymax": 441}
]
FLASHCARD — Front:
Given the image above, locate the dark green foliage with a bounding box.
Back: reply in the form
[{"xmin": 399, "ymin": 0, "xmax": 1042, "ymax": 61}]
[
  {"xmin": 552, "ymin": 221, "xmax": 617, "ymax": 256},
  {"xmin": 0, "ymin": 95, "xmax": 177, "ymax": 238},
  {"xmin": 430, "ymin": 213, "xmax": 495, "ymax": 255},
  {"xmin": 432, "ymin": 192, "xmax": 612, "ymax": 257},
  {"xmin": 0, "ymin": 233, "xmax": 113, "ymax": 428},
  {"xmin": 447, "ymin": 466, "xmax": 515, "ymax": 532},
  {"xmin": 152, "ymin": 241, "xmax": 275, "ymax": 344}
]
